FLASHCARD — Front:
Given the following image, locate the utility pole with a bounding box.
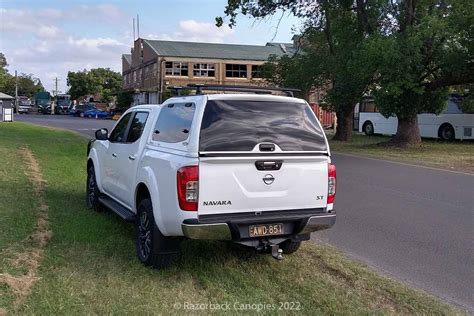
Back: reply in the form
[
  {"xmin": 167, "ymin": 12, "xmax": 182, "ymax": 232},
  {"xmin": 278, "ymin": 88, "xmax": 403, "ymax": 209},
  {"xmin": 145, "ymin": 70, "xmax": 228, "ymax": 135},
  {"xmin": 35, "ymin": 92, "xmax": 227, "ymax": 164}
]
[
  {"xmin": 52, "ymin": 77, "xmax": 60, "ymax": 115},
  {"xmin": 15, "ymin": 70, "xmax": 18, "ymax": 114}
]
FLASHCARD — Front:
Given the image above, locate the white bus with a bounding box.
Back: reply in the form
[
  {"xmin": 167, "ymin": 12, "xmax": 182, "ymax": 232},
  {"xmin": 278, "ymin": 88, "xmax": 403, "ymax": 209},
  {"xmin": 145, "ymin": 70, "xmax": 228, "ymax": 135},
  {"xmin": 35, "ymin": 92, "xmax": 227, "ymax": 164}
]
[{"xmin": 354, "ymin": 96, "xmax": 474, "ymax": 141}]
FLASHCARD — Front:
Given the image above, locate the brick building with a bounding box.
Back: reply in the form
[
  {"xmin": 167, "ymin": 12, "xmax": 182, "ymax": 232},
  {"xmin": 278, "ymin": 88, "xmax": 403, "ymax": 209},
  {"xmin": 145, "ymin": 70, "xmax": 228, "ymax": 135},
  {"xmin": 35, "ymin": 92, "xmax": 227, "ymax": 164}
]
[{"xmin": 122, "ymin": 38, "xmax": 295, "ymax": 104}]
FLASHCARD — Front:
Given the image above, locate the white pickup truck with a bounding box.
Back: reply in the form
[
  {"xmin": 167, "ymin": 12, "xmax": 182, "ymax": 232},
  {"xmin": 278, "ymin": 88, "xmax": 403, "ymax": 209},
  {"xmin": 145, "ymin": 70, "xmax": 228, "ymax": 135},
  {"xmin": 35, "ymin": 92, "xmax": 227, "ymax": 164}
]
[{"xmin": 86, "ymin": 89, "xmax": 336, "ymax": 269}]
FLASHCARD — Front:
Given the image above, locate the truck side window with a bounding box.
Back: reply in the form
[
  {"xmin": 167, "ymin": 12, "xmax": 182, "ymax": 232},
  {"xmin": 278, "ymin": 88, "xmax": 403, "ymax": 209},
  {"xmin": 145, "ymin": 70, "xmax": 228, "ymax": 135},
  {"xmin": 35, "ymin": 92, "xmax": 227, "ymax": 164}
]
[
  {"xmin": 109, "ymin": 112, "xmax": 132, "ymax": 143},
  {"xmin": 152, "ymin": 103, "xmax": 195, "ymax": 143},
  {"xmin": 127, "ymin": 112, "xmax": 149, "ymax": 143}
]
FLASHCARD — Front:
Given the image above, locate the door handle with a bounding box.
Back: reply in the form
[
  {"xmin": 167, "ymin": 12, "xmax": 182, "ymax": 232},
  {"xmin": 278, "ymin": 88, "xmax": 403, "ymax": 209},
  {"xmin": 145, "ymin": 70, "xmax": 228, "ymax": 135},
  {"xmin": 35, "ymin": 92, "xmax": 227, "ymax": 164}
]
[
  {"xmin": 128, "ymin": 155, "xmax": 136, "ymax": 160},
  {"xmin": 112, "ymin": 153, "xmax": 117, "ymax": 157}
]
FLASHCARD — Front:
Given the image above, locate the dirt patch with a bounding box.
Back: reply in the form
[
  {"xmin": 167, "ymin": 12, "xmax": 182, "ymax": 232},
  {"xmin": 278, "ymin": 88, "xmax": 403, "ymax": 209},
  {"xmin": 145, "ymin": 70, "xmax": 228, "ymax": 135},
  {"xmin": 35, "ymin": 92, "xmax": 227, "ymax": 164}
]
[{"xmin": 0, "ymin": 147, "xmax": 52, "ymax": 309}]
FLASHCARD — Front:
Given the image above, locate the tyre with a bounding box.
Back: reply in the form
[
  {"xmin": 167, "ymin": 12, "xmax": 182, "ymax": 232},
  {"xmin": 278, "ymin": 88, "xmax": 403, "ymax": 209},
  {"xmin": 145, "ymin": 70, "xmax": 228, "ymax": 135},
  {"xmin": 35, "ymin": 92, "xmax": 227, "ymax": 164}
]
[
  {"xmin": 279, "ymin": 239, "xmax": 301, "ymax": 254},
  {"xmin": 363, "ymin": 121, "xmax": 374, "ymax": 136},
  {"xmin": 438, "ymin": 124, "xmax": 455, "ymax": 141},
  {"xmin": 136, "ymin": 198, "xmax": 178, "ymax": 269},
  {"xmin": 86, "ymin": 165, "xmax": 102, "ymax": 211},
  {"xmin": 80, "ymin": 112, "xmax": 85, "ymax": 118}
]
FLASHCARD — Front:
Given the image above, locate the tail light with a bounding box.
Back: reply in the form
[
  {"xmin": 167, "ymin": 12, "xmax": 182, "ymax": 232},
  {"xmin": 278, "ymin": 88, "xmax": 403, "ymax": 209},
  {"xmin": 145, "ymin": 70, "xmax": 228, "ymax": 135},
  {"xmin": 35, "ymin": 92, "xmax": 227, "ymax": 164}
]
[
  {"xmin": 327, "ymin": 163, "xmax": 337, "ymax": 204},
  {"xmin": 177, "ymin": 166, "xmax": 199, "ymax": 211}
]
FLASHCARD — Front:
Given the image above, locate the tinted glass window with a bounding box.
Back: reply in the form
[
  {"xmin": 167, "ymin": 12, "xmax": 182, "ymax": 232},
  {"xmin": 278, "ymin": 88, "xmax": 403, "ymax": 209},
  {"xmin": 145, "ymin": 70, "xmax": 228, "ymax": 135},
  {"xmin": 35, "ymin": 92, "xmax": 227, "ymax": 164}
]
[
  {"xmin": 199, "ymin": 100, "xmax": 327, "ymax": 152},
  {"xmin": 127, "ymin": 112, "xmax": 149, "ymax": 143},
  {"xmin": 109, "ymin": 112, "xmax": 132, "ymax": 143},
  {"xmin": 152, "ymin": 103, "xmax": 195, "ymax": 143}
]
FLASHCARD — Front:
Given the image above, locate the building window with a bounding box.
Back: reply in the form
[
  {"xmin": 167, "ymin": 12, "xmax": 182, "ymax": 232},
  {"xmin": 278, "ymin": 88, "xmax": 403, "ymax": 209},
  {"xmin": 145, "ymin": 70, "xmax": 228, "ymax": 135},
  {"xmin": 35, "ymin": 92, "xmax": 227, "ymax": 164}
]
[
  {"xmin": 226, "ymin": 64, "xmax": 247, "ymax": 78},
  {"xmin": 251, "ymin": 65, "xmax": 263, "ymax": 78},
  {"xmin": 165, "ymin": 62, "xmax": 188, "ymax": 76},
  {"xmin": 133, "ymin": 71, "xmax": 137, "ymax": 83},
  {"xmin": 193, "ymin": 63, "xmax": 216, "ymax": 77}
]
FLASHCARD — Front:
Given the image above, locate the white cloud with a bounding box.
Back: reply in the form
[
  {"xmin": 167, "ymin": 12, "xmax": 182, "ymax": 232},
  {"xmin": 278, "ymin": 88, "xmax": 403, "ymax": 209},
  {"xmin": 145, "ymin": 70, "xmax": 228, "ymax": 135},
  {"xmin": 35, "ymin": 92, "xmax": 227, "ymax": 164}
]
[
  {"xmin": 0, "ymin": 4, "xmax": 129, "ymax": 93},
  {"xmin": 148, "ymin": 19, "xmax": 236, "ymax": 43},
  {"xmin": 37, "ymin": 26, "xmax": 61, "ymax": 39}
]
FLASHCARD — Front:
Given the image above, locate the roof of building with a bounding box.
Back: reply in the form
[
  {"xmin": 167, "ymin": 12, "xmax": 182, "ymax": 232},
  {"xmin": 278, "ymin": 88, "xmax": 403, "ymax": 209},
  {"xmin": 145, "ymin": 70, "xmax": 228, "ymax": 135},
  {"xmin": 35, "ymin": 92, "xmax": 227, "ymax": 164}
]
[
  {"xmin": 142, "ymin": 39, "xmax": 289, "ymax": 61},
  {"xmin": 0, "ymin": 92, "xmax": 14, "ymax": 99},
  {"xmin": 122, "ymin": 54, "xmax": 132, "ymax": 65},
  {"xmin": 266, "ymin": 42, "xmax": 297, "ymax": 55}
]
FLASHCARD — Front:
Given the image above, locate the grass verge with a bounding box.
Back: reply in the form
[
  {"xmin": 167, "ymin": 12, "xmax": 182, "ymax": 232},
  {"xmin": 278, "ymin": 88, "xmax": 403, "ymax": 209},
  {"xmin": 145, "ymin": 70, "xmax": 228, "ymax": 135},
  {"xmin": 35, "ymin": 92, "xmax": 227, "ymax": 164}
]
[
  {"xmin": 327, "ymin": 132, "xmax": 474, "ymax": 173},
  {"xmin": 0, "ymin": 122, "xmax": 461, "ymax": 314}
]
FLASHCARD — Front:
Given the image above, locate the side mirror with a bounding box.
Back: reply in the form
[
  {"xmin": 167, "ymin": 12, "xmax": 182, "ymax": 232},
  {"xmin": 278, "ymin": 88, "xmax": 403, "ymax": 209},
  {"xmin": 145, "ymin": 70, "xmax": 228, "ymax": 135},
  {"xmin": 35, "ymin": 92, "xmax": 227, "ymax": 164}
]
[{"xmin": 95, "ymin": 128, "xmax": 108, "ymax": 140}]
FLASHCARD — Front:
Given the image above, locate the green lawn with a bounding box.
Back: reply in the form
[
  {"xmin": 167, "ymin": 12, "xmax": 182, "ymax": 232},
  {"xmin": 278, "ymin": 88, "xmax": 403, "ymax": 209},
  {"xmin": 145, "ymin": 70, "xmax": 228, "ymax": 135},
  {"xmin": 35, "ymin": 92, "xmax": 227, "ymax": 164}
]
[
  {"xmin": 328, "ymin": 132, "xmax": 474, "ymax": 173},
  {"xmin": 0, "ymin": 123, "xmax": 461, "ymax": 314}
]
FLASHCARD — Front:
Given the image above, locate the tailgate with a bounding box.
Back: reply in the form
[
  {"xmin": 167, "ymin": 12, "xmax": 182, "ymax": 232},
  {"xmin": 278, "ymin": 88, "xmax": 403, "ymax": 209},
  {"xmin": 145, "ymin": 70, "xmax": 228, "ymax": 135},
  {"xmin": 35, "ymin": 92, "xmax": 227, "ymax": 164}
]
[{"xmin": 198, "ymin": 156, "xmax": 328, "ymax": 216}]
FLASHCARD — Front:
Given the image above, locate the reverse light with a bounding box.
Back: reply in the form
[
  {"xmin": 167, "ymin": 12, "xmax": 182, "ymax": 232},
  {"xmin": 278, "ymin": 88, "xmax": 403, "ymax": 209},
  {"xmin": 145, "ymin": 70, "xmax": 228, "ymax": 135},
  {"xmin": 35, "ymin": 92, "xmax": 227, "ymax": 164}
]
[
  {"xmin": 177, "ymin": 166, "xmax": 199, "ymax": 211},
  {"xmin": 327, "ymin": 163, "xmax": 337, "ymax": 204}
]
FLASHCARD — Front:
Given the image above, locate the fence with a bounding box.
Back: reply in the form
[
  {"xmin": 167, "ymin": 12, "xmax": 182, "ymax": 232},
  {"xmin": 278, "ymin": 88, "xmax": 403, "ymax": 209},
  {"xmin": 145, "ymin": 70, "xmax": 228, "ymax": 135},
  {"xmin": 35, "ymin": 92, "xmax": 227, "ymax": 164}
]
[{"xmin": 309, "ymin": 103, "xmax": 335, "ymax": 128}]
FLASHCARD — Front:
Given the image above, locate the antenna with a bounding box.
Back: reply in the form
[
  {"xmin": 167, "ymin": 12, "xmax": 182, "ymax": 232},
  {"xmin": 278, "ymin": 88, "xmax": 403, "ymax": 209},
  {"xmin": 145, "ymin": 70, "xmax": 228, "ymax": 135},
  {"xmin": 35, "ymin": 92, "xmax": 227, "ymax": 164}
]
[
  {"xmin": 137, "ymin": 14, "xmax": 140, "ymax": 38},
  {"xmin": 133, "ymin": 17, "xmax": 135, "ymax": 40}
]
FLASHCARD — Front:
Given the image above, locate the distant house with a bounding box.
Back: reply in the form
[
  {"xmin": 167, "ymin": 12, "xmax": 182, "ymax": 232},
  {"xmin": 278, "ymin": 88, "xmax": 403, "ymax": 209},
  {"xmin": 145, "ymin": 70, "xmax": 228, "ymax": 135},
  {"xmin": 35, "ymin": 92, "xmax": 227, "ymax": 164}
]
[{"xmin": 121, "ymin": 38, "xmax": 296, "ymax": 104}]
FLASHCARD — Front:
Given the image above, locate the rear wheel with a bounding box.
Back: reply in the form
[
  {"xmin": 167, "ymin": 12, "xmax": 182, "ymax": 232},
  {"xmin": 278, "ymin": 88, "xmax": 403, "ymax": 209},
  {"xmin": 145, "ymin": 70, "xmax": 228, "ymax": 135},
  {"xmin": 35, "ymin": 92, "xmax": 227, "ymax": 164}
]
[
  {"xmin": 363, "ymin": 121, "xmax": 374, "ymax": 136},
  {"xmin": 136, "ymin": 198, "xmax": 178, "ymax": 269},
  {"xmin": 279, "ymin": 240, "xmax": 301, "ymax": 254},
  {"xmin": 438, "ymin": 124, "xmax": 455, "ymax": 141}
]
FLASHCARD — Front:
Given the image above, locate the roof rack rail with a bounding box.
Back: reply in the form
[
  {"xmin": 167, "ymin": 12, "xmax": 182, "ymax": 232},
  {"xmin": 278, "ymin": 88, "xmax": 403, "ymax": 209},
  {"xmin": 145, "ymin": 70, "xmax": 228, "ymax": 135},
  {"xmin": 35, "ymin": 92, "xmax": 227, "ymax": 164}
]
[{"xmin": 185, "ymin": 84, "xmax": 300, "ymax": 97}]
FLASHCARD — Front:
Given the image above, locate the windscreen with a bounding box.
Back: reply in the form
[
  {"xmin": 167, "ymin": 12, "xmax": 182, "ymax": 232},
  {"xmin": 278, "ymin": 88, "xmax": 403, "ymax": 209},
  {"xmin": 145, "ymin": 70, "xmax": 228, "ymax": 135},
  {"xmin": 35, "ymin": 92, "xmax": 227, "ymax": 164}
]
[{"xmin": 199, "ymin": 99, "xmax": 327, "ymax": 152}]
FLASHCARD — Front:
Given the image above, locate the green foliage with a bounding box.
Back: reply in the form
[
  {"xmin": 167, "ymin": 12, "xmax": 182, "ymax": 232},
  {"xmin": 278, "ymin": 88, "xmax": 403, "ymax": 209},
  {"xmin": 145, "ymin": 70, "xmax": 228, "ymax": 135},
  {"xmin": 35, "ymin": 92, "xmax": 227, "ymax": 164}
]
[
  {"xmin": 116, "ymin": 91, "xmax": 134, "ymax": 111},
  {"xmin": 370, "ymin": 0, "xmax": 474, "ymax": 120},
  {"xmin": 220, "ymin": 0, "xmax": 473, "ymax": 144},
  {"xmin": 67, "ymin": 68, "xmax": 122, "ymax": 102},
  {"xmin": 161, "ymin": 88, "xmax": 191, "ymax": 102},
  {"xmin": 0, "ymin": 52, "xmax": 44, "ymax": 97}
]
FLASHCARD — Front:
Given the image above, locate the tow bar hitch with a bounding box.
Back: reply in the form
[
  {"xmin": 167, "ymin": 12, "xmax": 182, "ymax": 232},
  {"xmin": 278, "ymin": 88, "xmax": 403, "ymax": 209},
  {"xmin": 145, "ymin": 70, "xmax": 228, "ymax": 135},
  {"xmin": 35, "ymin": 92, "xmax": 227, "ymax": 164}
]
[{"xmin": 270, "ymin": 244, "xmax": 284, "ymax": 261}]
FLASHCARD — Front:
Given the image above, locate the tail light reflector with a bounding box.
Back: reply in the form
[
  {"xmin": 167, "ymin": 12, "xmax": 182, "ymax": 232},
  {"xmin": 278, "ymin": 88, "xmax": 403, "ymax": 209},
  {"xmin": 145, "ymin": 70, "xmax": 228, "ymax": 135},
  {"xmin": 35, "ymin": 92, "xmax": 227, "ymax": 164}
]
[
  {"xmin": 177, "ymin": 166, "xmax": 199, "ymax": 211},
  {"xmin": 327, "ymin": 163, "xmax": 337, "ymax": 204}
]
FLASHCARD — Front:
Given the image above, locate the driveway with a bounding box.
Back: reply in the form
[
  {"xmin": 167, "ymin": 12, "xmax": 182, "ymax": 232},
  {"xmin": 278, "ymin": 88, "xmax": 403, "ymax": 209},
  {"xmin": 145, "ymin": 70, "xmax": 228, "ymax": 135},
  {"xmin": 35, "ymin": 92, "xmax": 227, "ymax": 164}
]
[{"xmin": 15, "ymin": 114, "xmax": 474, "ymax": 311}]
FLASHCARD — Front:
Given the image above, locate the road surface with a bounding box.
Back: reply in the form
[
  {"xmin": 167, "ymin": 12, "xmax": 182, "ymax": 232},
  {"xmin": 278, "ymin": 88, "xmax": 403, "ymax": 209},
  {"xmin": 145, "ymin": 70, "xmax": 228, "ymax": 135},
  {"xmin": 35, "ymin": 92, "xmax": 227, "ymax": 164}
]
[
  {"xmin": 317, "ymin": 154, "xmax": 473, "ymax": 311},
  {"xmin": 15, "ymin": 114, "xmax": 115, "ymax": 138},
  {"xmin": 15, "ymin": 114, "xmax": 474, "ymax": 311}
]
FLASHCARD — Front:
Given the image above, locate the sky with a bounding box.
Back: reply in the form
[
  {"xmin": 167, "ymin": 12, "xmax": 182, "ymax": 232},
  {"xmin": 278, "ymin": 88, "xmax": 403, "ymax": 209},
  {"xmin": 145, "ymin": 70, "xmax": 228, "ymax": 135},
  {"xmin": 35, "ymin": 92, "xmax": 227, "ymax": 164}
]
[{"xmin": 0, "ymin": 0, "xmax": 302, "ymax": 94}]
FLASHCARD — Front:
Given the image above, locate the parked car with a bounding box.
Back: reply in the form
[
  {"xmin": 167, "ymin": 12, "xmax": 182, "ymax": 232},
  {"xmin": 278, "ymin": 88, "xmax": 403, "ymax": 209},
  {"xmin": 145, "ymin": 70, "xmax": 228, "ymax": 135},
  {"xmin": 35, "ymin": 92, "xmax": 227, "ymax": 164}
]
[
  {"xmin": 72, "ymin": 103, "xmax": 97, "ymax": 117},
  {"xmin": 18, "ymin": 103, "xmax": 31, "ymax": 114},
  {"xmin": 86, "ymin": 87, "xmax": 336, "ymax": 269},
  {"xmin": 37, "ymin": 102, "xmax": 52, "ymax": 114},
  {"xmin": 17, "ymin": 97, "xmax": 31, "ymax": 114},
  {"xmin": 55, "ymin": 102, "xmax": 71, "ymax": 114},
  {"xmin": 83, "ymin": 108, "xmax": 110, "ymax": 119}
]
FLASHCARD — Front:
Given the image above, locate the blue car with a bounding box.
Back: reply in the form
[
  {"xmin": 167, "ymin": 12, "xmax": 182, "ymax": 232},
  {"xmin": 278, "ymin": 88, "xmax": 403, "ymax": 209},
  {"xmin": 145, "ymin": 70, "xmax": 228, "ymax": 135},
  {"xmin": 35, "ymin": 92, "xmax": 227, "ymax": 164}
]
[{"xmin": 83, "ymin": 109, "xmax": 110, "ymax": 119}]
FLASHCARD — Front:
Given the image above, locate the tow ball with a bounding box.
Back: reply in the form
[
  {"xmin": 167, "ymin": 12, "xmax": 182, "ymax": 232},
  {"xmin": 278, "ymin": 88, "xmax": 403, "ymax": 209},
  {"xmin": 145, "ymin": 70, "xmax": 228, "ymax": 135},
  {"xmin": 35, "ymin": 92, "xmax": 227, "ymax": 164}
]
[{"xmin": 270, "ymin": 244, "xmax": 284, "ymax": 261}]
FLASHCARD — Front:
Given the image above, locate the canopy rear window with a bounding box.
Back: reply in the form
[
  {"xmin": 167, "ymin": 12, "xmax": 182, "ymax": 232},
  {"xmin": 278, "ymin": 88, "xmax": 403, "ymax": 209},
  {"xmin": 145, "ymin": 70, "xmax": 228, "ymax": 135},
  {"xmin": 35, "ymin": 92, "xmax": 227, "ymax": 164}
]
[{"xmin": 199, "ymin": 100, "xmax": 327, "ymax": 152}]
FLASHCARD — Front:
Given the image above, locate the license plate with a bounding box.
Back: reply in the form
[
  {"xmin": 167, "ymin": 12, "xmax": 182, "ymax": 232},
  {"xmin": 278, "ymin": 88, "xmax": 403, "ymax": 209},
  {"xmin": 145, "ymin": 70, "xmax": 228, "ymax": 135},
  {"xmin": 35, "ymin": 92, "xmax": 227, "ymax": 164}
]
[{"xmin": 249, "ymin": 223, "xmax": 284, "ymax": 237}]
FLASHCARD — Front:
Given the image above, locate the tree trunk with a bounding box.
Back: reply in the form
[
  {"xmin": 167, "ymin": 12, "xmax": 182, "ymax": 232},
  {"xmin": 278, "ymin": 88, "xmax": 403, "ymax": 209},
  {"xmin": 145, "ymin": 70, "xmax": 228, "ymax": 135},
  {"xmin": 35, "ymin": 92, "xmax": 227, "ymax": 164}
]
[
  {"xmin": 333, "ymin": 106, "xmax": 354, "ymax": 142},
  {"xmin": 384, "ymin": 115, "xmax": 422, "ymax": 147}
]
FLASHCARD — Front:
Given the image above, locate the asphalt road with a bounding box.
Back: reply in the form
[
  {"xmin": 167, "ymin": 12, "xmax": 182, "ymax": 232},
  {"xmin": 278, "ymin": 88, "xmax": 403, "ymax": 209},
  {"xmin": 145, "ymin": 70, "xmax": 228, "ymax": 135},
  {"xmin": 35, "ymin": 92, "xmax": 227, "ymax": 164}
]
[
  {"xmin": 317, "ymin": 154, "xmax": 473, "ymax": 311},
  {"xmin": 15, "ymin": 114, "xmax": 116, "ymax": 138},
  {"xmin": 14, "ymin": 114, "xmax": 474, "ymax": 311}
]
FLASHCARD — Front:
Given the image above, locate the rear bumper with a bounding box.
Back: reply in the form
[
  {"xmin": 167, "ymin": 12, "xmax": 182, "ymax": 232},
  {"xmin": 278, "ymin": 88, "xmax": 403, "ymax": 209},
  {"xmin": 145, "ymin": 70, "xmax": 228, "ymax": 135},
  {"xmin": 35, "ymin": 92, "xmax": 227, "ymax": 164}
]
[{"xmin": 181, "ymin": 212, "xmax": 336, "ymax": 240}]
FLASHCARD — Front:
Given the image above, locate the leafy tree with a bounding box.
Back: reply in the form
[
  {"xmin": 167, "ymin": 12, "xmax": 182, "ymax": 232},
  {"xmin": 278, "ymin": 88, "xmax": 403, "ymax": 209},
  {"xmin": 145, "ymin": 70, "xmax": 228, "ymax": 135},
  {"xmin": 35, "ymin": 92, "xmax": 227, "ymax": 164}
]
[
  {"xmin": 218, "ymin": 0, "xmax": 383, "ymax": 141},
  {"xmin": 0, "ymin": 53, "xmax": 44, "ymax": 97},
  {"xmin": 67, "ymin": 68, "xmax": 122, "ymax": 102},
  {"xmin": 116, "ymin": 91, "xmax": 134, "ymax": 111},
  {"xmin": 17, "ymin": 74, "xmax": 44, "ymax": 96},
  {"xmin": 369, "ymin": 0, "xmax": 474, "ymax": 146},
  {"xmin": 219, "ymin": 0, "xmax": 473, "ymax": 146}
]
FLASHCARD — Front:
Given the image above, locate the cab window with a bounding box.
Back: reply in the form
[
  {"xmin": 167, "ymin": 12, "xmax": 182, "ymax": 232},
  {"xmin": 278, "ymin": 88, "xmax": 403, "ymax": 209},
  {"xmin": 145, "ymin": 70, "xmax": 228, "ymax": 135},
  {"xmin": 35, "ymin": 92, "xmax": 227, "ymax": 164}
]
[
  {"xmin": 109, "ymin": 112, "xmax": 132, "ymax": 142},
  {"xmin": 127, "ymin": 112, "xmax": 149, "ymax": 143}
]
